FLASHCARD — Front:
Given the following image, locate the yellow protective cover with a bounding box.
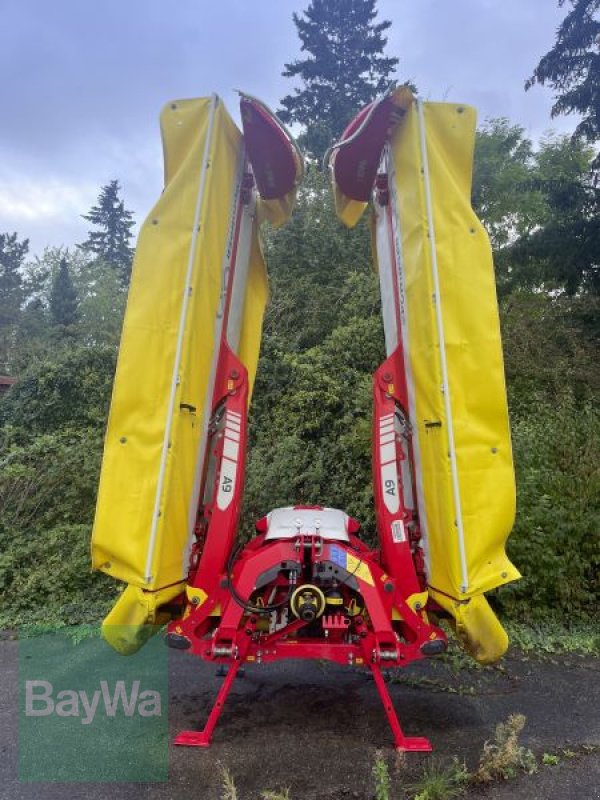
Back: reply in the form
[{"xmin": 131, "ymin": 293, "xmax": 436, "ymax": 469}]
[
  {"xmin": 91, "ymin": 97, "xmax": 269, "ymax": 629},
  {"xmin": 335, "ymin": 100, "xmax": 520, "ymax": 662},
  {"xmin": 393, "ymin": 102, "xmax": 520, "ymax": 660}
]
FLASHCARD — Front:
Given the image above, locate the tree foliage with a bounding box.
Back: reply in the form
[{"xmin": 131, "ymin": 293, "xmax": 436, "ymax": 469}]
[
  {"xmin": 0, "ymin": 232, "xmax": 29, "ymax": 373},
  {"xmin": 0, "ymin": 75, "xmax": 599, "ymax": 627},
  {"xmin": 0, "ymin": 348, "xmax": 118, "ymax": 627},
  {"xmin": 6, "ymin": 245, "xmax": 126, "ymax": 375},
  {"xmin": 0, "ymin": 187, "xmax": 130, "ymax": 628},
  {"xmin": 507, "ymin": 134, "xmax": 600, "ymax": 294},
  {"xmin": 260, "ymin": 168, "xmax": 373, "ymax": 351},
  {"xmin": 472, "ymin": 121, "xmax": 599, "ymax": 295},
  {"xmin": 0, "ymin": 346, "xmax": 117, "ymax": 438},
  {"xmin": 279, "ymin": 0, "xmax": 399, "ymax": 160},
  {"xmin": 78, "ymin": 180, "xmax": 135, "ymax": 285},
  {"xmin": 526, "ymin": 0, "xmax": 600, "ymax": 167},
  {"xmin": 49, "ymin": 258, "xmax": 79, "ymax": 332},
  {"xmin": 495, "ymin": 397, "xmax": 600, "ymax": 618},
  {"xmin": 500, "ymin": 291, "xmax": 600, "ymax": 411},
  {"xmin": 472, "ymin": 119, "xmax": 543, "ymax": 250}
]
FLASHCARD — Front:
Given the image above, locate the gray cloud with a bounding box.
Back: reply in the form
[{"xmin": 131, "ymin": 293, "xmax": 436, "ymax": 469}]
[
  {"xmin": 381, "ymin": 0, "xmax": 572, "ymax": 136},
  {"xmin": 0, "ymin": 0, "xmax": 575, "ymax": 255}
]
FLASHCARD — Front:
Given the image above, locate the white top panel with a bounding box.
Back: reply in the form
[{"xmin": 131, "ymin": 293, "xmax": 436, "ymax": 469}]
[{"xmin": 264, "ymin": 506, "xmax": 350, "ymax": 541}]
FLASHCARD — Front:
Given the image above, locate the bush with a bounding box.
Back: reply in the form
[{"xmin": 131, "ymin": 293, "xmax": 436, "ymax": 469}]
[
  {"xmin": 244, "ymin": 312, "xmax": 382, "ymax": 538},
  {"xmin": 0, "ymin": 425, "xmax": 113, "ymax": 626},
  {"xmin": 0, "ymin": 346, "xmax": 115, "ymax": 627},
  {"xmin": 495, "ymin": 396, "xmax": 600, "ymax": 619},
  {"xmin": 0, "ymin": 522, "xmax": 115, "ymax": 627},
  {"xmin": 0, "ymin": 345, "xmax": 116, "ymax": 439}
]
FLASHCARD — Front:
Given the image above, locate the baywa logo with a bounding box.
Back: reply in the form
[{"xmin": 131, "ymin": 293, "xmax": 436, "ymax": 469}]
[
  {"xmin": 25, "ymin": 679, "xmax": 162, "ymax": 725},
  {"xmin": 19, "ymin": 629, "xmax": 168, "ymax": 782}
]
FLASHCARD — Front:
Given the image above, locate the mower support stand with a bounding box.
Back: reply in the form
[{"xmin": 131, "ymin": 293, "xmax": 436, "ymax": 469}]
[
  {"xmin": 370, "ymin": 664, "xmax": 432, "ymax": 752},
  {"xmin": 174, "ymin": 660, "xmax": 243, "ymax": 748}
]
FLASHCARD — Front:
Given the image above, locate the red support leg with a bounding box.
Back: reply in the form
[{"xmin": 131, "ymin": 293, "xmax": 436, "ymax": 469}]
[
  {"xmin": 369, "ymin": 664, "xmax": 432, "ymax": 752},
  {"xmin": 174, "ymin": 660, "xmax": 242, "ymax": 748}
]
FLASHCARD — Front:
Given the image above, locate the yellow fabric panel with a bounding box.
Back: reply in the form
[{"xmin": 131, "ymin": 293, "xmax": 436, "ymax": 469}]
[
  {"xmin": 91, "ymin": 97, "xmax": 268, "ymax": 592},
  {"xmin": 258, "ymin": 195, "xmax": 298, "ymax": 229},
  {"xmin": 430, "ymin": 590, "xmax": 509, "ymax": 664},
  {"xmin": 239, "ymin": 230, "xmax": 270, "ymax": 383},
  {"xmin": 101, "ymin": 584, "xmax": 180, "ymax": 656},
  {"xmin": 334, "ymin": 186, "xmax": 368, "ymax": 230},
  {"xmin": 391, "ymin": 102, "xmax": 520, "ymax": 602}
]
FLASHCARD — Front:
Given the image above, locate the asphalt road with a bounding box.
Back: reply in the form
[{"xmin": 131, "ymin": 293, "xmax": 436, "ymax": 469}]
[{"xmin": 1, "ymin": 635, "xmax": 599, "ymax": 799}]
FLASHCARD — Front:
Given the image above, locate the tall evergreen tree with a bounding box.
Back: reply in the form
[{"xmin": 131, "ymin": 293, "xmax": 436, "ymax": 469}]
[
  {"xmin": 49, "ymin": 258, "xmax": 79, "ymax": 332},
  {"xmin": 279, "ymin": 0, "xmax": 399, "ymax": 160},
  {"xmin": 78, "ymin": 180, "xmax": 135, "ymax": 285},
  {"xmin": 526, "ymin": 0, "xmax": 600, "ymax": 167},
  {"xmin": 507, "ymin": 135, "xmax": 600, "ymax": 295},
  {"xmin": 0, "ymin": 232, "xmax": 29, "ymax": 373}
]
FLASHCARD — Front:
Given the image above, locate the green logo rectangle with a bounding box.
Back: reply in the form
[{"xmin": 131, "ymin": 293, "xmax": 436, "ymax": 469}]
[{"xmin": 19, "ymin": 626, "xmax": 168, "ymax": 782}]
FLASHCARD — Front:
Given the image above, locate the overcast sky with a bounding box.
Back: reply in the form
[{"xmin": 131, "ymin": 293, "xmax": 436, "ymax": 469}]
[{"xmin": 0, "ymin": 0, "xmax": 572, "ymax": 256}]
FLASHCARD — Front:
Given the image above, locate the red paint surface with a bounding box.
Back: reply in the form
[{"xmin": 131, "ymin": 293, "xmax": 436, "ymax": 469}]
[
  {"xmin": 334, "ymin": 96, "xmax": 404, "ymax": 201},
  {"xmin": 240, "ymin": 97, "xmax": 297, "ymax": 200}
]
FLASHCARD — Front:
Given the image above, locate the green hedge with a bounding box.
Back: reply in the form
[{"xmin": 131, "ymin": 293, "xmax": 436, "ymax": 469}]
[{"xmin": 0, "ymin": 325, "xmax": 598, "ymax": 628}]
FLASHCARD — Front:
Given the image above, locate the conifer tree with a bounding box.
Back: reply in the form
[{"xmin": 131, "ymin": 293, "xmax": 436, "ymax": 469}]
[
  {"xmin": 79, "ymin": 180, "xmax": 135, "ymax": 285},
  {"xmin": 0, "ymin": 232, "xmax": 29, "ymax": 372},
  {"xmin": 49, "ymin": 258, "xmax": 79, "ymax": 332},
  {"xmin": 279, "ymin": 0, "xmax": 399, "ymax": 160},
  {"xmin": 526, "ymin": 0, "xmax": 600, "ymax": 167}
]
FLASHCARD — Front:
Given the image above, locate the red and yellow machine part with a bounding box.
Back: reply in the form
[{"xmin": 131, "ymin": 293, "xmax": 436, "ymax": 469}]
[
  {"xmin": 92, "ymin": 93, "xmax": 301, "ymax": 654},
  {"xmin": 330, "ymin": 88, "xmax": 520, "ymax": 664},
  {"xmin": 91, "ymin": 87, "xmax": 519, "ymax": 754}
]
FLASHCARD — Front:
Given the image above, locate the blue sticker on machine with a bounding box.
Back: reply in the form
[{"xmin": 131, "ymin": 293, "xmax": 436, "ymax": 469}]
[{"xmin": 329, "ymin": 545, "xmax": 347, "ymax": 569}]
